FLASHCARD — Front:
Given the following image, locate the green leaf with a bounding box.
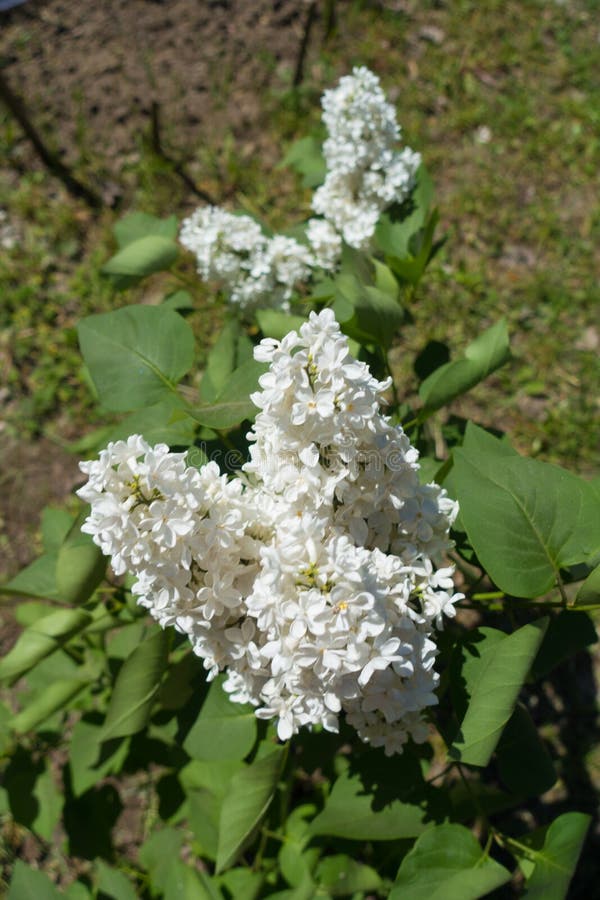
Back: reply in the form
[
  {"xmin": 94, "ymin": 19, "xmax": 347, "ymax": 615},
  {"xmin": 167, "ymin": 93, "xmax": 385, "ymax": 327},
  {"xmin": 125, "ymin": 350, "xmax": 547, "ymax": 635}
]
[
  {"xmin": 390, "ymin": 824, "xmax": 512, "ymax": 899},
  {"xmin": 452, "ymin": 438, "xmax": 600, "ymax": 597},
  {"xmin": 70, "ymin": 718, "xmax": 129, "ymax": 797},
  {"xmin": 0, "ymin": 609, "xmax": 92, "ymax": 684},
  {"xmin": 256, "ymin": 310, "xmax": 308, "ymax": 341},
  {"xmin": 199, "ymin": 317, "xmax": 253, "ymax": 404},
  {"xmin": 190, "ymin": 359, "xmax": 267, "ymax": 430},
  {"xmin": 450, "ymin": 619, "xmax": 548, "ymax": 766},
  {"xmin": 372, "ymin": 257, "xmax": 400, "ymax": 301},
  {"xmin": 183, "ymin": 758, "xmax": 244, "ymax": 860},
  {"xmin": 7, "ymin": 861, "xmax": 63, "ymax": 900},
  {"xmin": 56, "ymin": 513, "xmax": 106, "ymax": 605},
  {"xmin": 333, "ymin": 271, "xmax": 403, "ymax": 349},
  {"xmin": 282, "ymin": 135, "xmax": 326, "ymax": 188},
  {"xmin": 375, "ymin": 166, "xmax": 434, "ymax": 259},
  {"xmin": 95, "ymin": 860, "xmax": 139, "ymax": 900},
  {"xmin": 41, "ymin": 507, "xmax": 75, "ymax": 552},
  {"xmin": 106, "ymin": 622, "xmax": 148, "ymax": 660},
  {"xmin": 164, "ymin": 865, "xmax": 221, "ymax": 900},
  {"xmin": 530, "ymin": 610, "xmax": 597, "ymax": 680},
  {"xmin": 140, "ymin": 829, "xmax": 220, "ymax": 899},
  {"xmin": 386, "ymin": 208, "xmax": 440, "ymax": 285},
  {"xmin": 78, "ymin": 304, "xmax": 195, "ymax": 412},
  {"xmin": 575, "ymin": 563, "xmax": 600, "ymax": 607},
  {"xmin": 217, "ymin": 869, "xmax": 262, "ymax": 900},
  {"xmin": 495, "ymin": 704, "xmax": 556, "ymax": 796},
  {"xmin": 2, "ymin": 553, "xmax": 61, "ymax": 601},
  {"xmin": 0, "ymin": 703, "xmax": 12, "ymax": 755},
  {"xmin": 13, "ymin": 602, "xmax": 55, "ymax": 627},
  {"xmin": 162, "ymin": 289, "xmax": 195, "ymax": 311},
  {"xmin": 102, "ymin": 235, "xmax": 179, "ymax": 289},
  {"xmin": 11, "ymin": 677, "xmax": 90, "ymax": 733},
  {"xmin": 64, "ymin": 882, "xmax": 93, "ymax": 900},
  {"xmin": 183, "ymin": 675, "xmax": 257, "ymax": 761},
  {"xmin": 114, "ymin": 211, "xmax": 179, "ymax": 248},
  {"xmin": 315, "ymin": 854, "xmax": 381, "ymax": 896},
  {"xmin": 279, "ymin": 842, "xmax": 315, "ymax": 889},
  {"xmin": 139, "ymin": 827, "xmax": 184, "ymax": 893},
  {"xmin": 103, "ymin": 396, "xmax": 197, "ymax": 447},
  {"xmin": 30, "ymin": 765, "xmax": 64, "ymax": 840},
  {"xmin": 216, "ymin": 745, "xmax": 286, "ymax": 872},
  {"xmin": 461, "ymin": 421, "xmax": 519, "ymax": 459},
  {"xmin": 419, "ymin": 320, "xmax": 511, "ymax": 413},
  {"xmin": 158, "ymin": 649, "xmax": 202, "ymax": 711},
  {"xmin": 310, "ymin": 751, "xmax": 437, "ymax": 840},
  {"xmin": 101, "ymin": 626, "xmax": 170, "ymax": 740},
  {"xmin": 517, "ymin": 812, "xmax": 590, "ymax": 899}
]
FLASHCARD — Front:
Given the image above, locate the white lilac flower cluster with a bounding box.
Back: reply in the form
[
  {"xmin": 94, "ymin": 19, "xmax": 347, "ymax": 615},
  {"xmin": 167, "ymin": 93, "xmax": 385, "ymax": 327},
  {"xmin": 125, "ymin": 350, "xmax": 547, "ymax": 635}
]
[
  {"xmin": 312, "ymin": 66, "xmax": 421, "ymax": 250},
  {"xmin": 78, "ymin": 310, "xmax": 461, "ymax": 754},
  {"xmin": 179, "ymin": 207, "xmax": 317, "ymax": 313},
  {"xmin": 180, "ymin": 67, "xmax": 418, "ymax": 310}
]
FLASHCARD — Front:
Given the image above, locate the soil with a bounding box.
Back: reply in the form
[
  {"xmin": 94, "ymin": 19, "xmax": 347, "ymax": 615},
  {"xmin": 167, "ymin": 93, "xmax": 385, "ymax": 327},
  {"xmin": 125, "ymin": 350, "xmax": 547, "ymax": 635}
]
[
  {"xmin": 0, "ymin": 0, "xmax": 312, "ymax": 172},
  {"xmin": 0, "ymin": 0, "xmax": 318, "ymax": 580}
]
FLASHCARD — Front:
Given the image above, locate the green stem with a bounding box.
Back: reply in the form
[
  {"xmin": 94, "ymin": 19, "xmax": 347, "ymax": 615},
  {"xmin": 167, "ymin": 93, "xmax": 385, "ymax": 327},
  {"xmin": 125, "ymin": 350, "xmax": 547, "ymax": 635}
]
[
  {"xmin": 556, "ymin": 571, "xmax": 569, "ymax": 607},
  {"xmin": 493, "ymin": 830, "xmax": 536, "ymax": 861}
]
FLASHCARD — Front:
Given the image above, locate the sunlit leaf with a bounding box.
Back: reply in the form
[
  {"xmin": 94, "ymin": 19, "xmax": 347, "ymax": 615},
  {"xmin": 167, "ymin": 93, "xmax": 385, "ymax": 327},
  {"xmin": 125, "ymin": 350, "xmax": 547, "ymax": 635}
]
[
  {"xmin": 310, "ymin": 751, "xmax": 438, "ymax": 840},
  {"xmin": 78, "ymin": 305, "xmax": 195, "ymax": 412},
  {"xmin": 102, "ymin": 234, "xmax": 178, "ymax": 289},
  {"xmin": 575, "ymin": 563, "xmax": 600, "ymax": 607},
  {"xmin": 450, "ymin": 620, "xmax": 548, "ymax": 766},
  {"xmin": 515, "ymin": 813, "xmax": 591, "ymax": 899},
  {"xmin": 56, "ymin": 512, "xmax": 106, "ymax": 605},
  {"xmin": 101, "ymin": 626, "xmax": 170, "ymax": 740},
  {"xmin": 216, "ymin": 745, "xmax": 286, "ymax": 872},
  {"xmin": 190, "ymin": 359, "xmax": 266, "ymax": 430},
  {"xmin": 199, "ymin": 317, "xmax": 253, "ymax": 404},
  {"xmin": 183, "ymin": 758, "xmax": 244, "ymax": 860},
  {"xmin": 95, "ymin": 859, "xmax": 139, "ymax": 900},
  {"xmin": 333, "ymin": 271, "xmax": 403, "ymax": 349},
  {"xmin": 0, "ymin": 609, "xmax": 92, "ymax": 684},
  {"xmin": 114, "ymin": 211, "xmax": 178, "ymax": 248},
  {"xmin": 11, "ymin": 677, "xmax": 90, "ymax": 733},
  {"xmin": 41, "ymin": 507, "xmax": 75, "ymax": 552},
  {"xmin": 102, "ymin": 396, "xmax": 196, "ymax": 447},
  {"xmin": 7, "ymin": 861, "xmax": 63, "ymax": 900},
  {"xmin": 390, "ymin": 824, "xmax": 511, "ymax": 899},
  {"xmin": 70, "ymin": 718, "xmax": 129, "ymax": 797},
  {"xmin": 419, "ymin": 320, "xmax": 510, "ymax": 413},
  {"xmin": 281, "ymin": 135, "xmax": 326, "ymax": 188},
  {"xmin": 453, "ymin": 432, "xmax": 600, "ymax": 596},
  {"xmin": 255, "ymin": 309, "xmax": 308, "ymax": 341},
  {"xmin": 316, "ymin": 854, "xmax": 381, "ymax": 896},
  {"xmin": 30, "ymin": 765, "xmax": 64, "ymax": 840},
  {"xmin": 183, "ymin": 676, "xmax": 257, "ymax": 761},
  {"xmin": 2, "ymin": 553, "xmax": 61, "ymax": 602}
]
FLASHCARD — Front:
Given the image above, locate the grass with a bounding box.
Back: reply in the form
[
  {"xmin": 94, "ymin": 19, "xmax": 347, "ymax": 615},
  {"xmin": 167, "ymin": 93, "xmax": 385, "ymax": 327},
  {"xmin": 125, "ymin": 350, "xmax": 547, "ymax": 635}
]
[{"xmin": 0, "ymin": 0, "xmax": 598, "ymax": 465}]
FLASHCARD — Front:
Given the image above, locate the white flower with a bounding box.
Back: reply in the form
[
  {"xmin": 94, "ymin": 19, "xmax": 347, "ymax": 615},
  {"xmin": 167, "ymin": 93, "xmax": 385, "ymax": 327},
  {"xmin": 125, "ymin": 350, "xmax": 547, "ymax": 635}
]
[
  {"xmin": 79, "ymin": 310, "xmax": 461, "ymax": 753},
  {"xmin": 306, "ymin": 218, "xmax": 342, "ymax": 270},
  {"xmin": 180, "ymin": 207, "xmax": 321, "ymax": 311},
  {"xmin": 312, "ymin": 67, "xmax": 421, "ymax": 250}
]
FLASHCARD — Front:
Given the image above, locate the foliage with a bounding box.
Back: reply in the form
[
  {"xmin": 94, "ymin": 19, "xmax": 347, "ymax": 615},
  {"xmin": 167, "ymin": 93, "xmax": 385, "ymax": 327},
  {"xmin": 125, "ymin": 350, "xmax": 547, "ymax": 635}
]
[{"xmin": 1, "ymin": 60, "xmax": 598, "ymax": 900}]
